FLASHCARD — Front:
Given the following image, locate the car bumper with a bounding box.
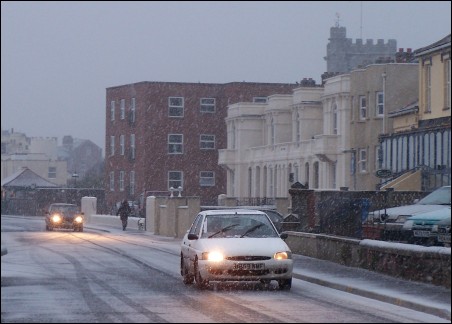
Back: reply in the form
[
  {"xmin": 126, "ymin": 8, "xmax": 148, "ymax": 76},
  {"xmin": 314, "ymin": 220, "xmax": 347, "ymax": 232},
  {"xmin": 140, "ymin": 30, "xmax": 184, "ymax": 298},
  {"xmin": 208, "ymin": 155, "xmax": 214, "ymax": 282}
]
[
  {"xmin": 198, "ymin": 260, "xmax": 293, "ymax": 281},
  {"xmin": 47, "ymin": 220, "xmax": 83, "ymax": 229}
]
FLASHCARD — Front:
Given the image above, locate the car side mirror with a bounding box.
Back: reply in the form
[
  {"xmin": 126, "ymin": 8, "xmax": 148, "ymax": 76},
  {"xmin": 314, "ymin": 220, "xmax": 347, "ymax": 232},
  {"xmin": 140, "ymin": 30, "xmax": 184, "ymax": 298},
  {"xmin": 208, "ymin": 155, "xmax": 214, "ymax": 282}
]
[
  {"xmin": 280, "ymin": 232, "xmax": 288, "ymax": 239},
  {"xmin": 187, "ymin": 233, "xmax": 198, "ymax": 240},
  {"xmin": 413, "ymin": 198, "xmax": 419, "ymax": 204}
]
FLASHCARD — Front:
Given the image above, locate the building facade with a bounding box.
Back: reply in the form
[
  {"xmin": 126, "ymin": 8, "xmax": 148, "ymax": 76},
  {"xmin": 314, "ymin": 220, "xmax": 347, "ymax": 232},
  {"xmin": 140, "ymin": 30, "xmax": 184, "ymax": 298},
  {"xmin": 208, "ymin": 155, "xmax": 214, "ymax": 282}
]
[
  {"xmin": 104, "ymin": 81, "xmax": 297, "ymax": 209},
  {"xmin": 349, "ymin": 63, "xmax": 419, "ymax": 190},
  {"xmin": 219, "ymin": 62, "xmax": 420, "ymax": 199},
  {"xmin": 218, "ymin": 75, "xmax": 352, "ymax": 200},
  {"xmin": 379, "ymin": 34, "xmax": 451, "ymax": 191},
  {"xmin": 1, "ymin": 130, "xmax": 67, "ymax": 186},
  {"xmin": 58, "ymin": 135, "xmax": 103, "ymax": 185}
]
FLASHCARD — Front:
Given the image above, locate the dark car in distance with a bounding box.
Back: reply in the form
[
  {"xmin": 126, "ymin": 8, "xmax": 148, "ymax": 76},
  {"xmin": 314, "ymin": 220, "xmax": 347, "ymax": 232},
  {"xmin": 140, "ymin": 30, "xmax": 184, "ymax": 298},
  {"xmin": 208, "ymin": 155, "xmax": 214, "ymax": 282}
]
[{"xmin": 45, "ymin": 203, "xmax": 84, "ymax": 232}]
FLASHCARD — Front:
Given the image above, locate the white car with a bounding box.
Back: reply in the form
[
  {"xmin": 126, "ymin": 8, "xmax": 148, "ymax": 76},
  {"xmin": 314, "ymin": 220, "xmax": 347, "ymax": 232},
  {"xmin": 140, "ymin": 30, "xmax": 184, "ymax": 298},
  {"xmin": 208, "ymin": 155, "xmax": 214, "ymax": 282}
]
[{"xmin": 180, "ymin": 209, "xmax": 293, "ymax": 290}]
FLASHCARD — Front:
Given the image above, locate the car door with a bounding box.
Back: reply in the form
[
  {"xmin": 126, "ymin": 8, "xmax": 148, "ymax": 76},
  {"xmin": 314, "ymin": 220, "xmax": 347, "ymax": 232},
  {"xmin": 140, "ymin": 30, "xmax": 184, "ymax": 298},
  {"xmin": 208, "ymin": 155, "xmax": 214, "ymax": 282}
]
[{"xmin": 182, "ymin": 213, "xmax": 204, "ymax": 266}]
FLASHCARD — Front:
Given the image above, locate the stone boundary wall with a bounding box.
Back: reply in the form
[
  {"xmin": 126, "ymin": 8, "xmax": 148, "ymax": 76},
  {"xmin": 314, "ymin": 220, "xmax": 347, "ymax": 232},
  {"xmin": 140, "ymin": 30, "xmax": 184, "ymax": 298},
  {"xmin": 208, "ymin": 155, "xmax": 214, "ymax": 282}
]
[{"xmin": 285, "ymin": 231, "xmax": 451, "ymax": 288}]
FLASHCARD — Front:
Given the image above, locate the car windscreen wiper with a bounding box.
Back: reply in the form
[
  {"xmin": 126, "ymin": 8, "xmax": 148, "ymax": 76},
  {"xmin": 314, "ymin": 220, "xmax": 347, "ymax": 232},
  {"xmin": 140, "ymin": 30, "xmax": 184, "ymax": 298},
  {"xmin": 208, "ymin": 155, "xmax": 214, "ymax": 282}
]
[
  {"xmin": 208, "ymin": 223, "xmax": 239, "ymax": 238},
  {"xmin": 240, "ymin": 223, "xmax": 265, "ymax": 238}
]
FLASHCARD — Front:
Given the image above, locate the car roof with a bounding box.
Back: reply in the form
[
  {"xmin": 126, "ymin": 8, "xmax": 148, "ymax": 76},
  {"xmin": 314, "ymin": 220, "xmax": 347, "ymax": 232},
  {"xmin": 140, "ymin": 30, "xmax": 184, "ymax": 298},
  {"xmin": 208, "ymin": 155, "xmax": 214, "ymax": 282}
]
[
  {"xmin": 50, "ymin": 203, "xmax": 77, "ymax": 207},
  {"xmin": 200, "ymin": 209, "xmax": 268, "ymax": 216}
]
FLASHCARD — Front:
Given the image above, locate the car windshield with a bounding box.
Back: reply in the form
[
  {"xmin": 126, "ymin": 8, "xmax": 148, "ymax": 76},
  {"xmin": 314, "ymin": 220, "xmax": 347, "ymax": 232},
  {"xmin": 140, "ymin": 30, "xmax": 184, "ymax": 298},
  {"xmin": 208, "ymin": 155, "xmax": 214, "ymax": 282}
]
[
  {"xmin": 201, "ymin": 214, "xmax": 278, "ymax": 239},
  {"xmin": 417, "ymin": 187, "xmax": 451, "ymax": 205},
  {"xmin": 51, "ymin": 205, "xmax": 79, "ymax": 213}
]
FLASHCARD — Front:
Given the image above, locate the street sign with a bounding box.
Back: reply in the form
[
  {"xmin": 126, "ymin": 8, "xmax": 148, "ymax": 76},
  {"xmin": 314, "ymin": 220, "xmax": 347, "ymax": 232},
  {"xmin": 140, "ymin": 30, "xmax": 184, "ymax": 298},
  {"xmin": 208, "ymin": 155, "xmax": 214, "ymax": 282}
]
[{"xmin": 376, "ymin": 169, "xmax": 392, "ymax": 178}]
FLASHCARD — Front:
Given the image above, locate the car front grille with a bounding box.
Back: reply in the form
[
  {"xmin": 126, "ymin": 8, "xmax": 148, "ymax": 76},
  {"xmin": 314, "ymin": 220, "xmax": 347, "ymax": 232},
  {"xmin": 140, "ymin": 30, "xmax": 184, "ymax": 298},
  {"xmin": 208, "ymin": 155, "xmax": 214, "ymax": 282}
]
[
  {"xmin": 226, "ymin": 256, "xmax": 271, "ymax": 261},
  {"xmin": 209, "ymin": 268, "xmax": 270, "ymax": 276}
]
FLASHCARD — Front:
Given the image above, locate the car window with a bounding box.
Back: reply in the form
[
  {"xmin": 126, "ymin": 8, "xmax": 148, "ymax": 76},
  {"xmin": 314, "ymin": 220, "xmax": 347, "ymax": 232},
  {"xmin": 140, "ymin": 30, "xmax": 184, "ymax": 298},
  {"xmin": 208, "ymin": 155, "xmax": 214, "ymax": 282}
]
[
  {"xmin": 262, "ymin": 210, "xmax": 283, "ymax": 222},
  {"xmin": 201, "ymin": 213, "xmax": 278, "ymax": 238},
  {"xmin": 418, "ymin": 187, "xmax": 451, "ymax": 205},
  {"xmin": 189, "ymin": 214, "xmax": 203, "ymax": 236},
  {"xmin": 50, "ymin": 205, "xmax": 78, "ymax": 213}
]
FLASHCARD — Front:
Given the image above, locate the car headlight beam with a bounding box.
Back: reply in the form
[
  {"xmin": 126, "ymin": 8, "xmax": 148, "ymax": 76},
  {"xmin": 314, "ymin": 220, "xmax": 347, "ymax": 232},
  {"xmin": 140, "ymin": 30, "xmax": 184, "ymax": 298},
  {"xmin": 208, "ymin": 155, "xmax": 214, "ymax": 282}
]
[
  {"xmin": 51, "ymin": 214, "xmax": 62, "ymax": 223},
  {"xmin": 75, "ymin": 216, "xmax": 83, "ymax": 223},
  {"xmin": 274, "ymin": 251, "xmax": 292, "ymax": 260},
  {"xmin": 201, "ymin": 251, "xmax": 224, "ymax": 262}
]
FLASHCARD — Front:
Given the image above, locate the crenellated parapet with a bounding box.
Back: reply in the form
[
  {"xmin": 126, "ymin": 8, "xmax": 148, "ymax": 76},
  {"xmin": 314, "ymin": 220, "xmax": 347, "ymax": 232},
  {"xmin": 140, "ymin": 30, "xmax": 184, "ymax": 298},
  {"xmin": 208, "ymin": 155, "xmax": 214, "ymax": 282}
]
[{"xmin": 326, "ymin": 26, "xmax": 397, "ymax": 74}]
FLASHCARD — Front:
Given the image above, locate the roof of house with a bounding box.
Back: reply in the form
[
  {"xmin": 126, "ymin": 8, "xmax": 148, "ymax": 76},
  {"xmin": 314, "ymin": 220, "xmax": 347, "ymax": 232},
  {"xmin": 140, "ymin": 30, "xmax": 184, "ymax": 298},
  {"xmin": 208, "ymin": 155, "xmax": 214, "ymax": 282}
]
[
  {"xmin": 1, "ymin": 167, "xmax": 59, "ymax": 188},
  {"xmin": 414, "ymin": 34, "xmax": 451, "ymax": 56}
]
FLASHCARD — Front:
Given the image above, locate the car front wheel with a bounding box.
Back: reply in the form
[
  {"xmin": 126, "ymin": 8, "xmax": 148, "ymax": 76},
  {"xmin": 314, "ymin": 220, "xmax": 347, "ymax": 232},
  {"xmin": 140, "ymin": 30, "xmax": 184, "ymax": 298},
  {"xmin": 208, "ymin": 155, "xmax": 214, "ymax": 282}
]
[
  {"xmin": 194, "ymin": 259, "xmax": 208, "ymax": 289},
  {"xmin": 278, "ymin": 278, "xmax": 292, "ymax": 290}
]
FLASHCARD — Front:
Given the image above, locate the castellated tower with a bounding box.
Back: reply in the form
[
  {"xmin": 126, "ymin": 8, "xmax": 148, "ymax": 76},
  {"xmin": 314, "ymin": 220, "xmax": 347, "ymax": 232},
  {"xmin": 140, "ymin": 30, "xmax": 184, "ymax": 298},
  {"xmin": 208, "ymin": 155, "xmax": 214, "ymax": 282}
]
[{"xmin": 324, "ymin": 26, "xmax": 397, "ymax": 74}]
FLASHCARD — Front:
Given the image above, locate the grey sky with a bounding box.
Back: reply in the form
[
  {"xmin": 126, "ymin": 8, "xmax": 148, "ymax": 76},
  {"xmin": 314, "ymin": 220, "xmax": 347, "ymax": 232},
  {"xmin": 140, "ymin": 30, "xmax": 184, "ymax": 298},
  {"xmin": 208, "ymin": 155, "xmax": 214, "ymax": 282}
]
[{"xmin": 1, "ymin": 1, "xmax": 451, "ymax": 152}]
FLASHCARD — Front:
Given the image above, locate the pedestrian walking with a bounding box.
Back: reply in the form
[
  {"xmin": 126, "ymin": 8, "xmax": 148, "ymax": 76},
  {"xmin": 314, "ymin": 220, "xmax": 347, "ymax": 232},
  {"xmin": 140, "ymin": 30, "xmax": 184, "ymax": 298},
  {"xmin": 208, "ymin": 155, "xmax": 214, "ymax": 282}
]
[{"xmin": 117, "ymin": 199, "xmax": 131, "ymax": 231}]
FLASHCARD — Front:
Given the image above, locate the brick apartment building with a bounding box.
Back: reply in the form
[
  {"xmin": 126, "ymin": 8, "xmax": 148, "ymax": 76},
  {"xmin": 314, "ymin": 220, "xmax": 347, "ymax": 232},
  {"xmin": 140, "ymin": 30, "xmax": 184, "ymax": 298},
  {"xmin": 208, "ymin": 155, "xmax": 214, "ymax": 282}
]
[{"xmin": 105, "ymin": 81, "xmax": 297, "ymax": 210}]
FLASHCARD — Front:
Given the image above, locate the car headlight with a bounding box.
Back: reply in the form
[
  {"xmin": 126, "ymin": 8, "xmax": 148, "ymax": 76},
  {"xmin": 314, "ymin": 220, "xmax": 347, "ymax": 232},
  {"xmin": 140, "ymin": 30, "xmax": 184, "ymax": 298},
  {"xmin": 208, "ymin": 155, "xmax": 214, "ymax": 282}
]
[
  {"xmin": 51, "ymin": 214, "xmax": 62, "ymax": 223},
  {"xmin": 402, "ymin": 220, "xmax": 414, "ymax": 230},
  {"xmin": 274, "ymin": 251, "xmax": 292, "ymax": 260},
  {"xmin": 396, "ymin": 215, "xmax": 409, "ymax": 223},
  {"xmin": 74, "ymin": 216, "xmax": 83, "ymax": 223},
  {"xmin": 201, "ymin": 251, "xmax": 224, "ymax": 262}
]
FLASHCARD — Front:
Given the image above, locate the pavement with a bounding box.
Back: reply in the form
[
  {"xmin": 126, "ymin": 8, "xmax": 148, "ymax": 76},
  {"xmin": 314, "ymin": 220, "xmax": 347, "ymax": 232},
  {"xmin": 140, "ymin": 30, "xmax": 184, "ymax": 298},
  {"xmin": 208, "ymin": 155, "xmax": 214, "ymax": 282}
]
[{"xmin": 86, "ymin": 224, "xmax": 451, "ymax": 320}]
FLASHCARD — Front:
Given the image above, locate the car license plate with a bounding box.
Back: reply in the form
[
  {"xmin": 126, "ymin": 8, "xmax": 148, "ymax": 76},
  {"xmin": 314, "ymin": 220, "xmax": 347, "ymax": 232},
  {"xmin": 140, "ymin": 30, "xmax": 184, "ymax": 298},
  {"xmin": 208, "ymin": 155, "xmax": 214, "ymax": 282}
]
[
  {"xmin": 413, "ymin": 230, "xmax": 431, "ymax": 237},
  {"xmin": 438, "ymin": 234, "xmax": 451, "ymax": 243},
  {"xmin": 233, "ymin": 263, "xmax": 264, "ymax": 270}
]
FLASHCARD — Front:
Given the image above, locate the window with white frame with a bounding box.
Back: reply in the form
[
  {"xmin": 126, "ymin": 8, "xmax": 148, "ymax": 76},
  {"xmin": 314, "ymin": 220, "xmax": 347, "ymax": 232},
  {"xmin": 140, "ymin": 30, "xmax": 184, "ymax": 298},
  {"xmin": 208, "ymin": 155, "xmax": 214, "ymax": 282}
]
[
  {"xmin": 109, "ymin": 171, "xmax": 114, "ymax": 191},
  {"xmin": 168, "ymin": 134, "xmax": 183, "ymax": 154},
  {"xmin": 358, "ymin": 148, "xmax": 367, "ymax": 173},
  {"xmin": 425, "ymin": 64, "xmax": 432, "ymax": 113},
  {"xmin": 376, "ymin": 92, "xmax": 384, "ymax": 116},
  {"xmin": 332, "ymin": 102, "xmax": 338, "ymax": 134},
  {"xmin": 231, "ymin": 122, "xmax": 236, "ymax": 149},
  {"xmin": 48, "ymin": 166, "xmax": 56, "ymax": 179},
  {"xmin": 110, "ymin": 100, "xmax": 115, "ymax": 121},
  {"xmin": 200, "ymin": 134, "xmax": 215, "ymax": 149},
  {"xmin": 200, "ymin": 98, "xmax": 215, "ymax": 113},
  {"xmin": 296, "ymin": 111, "xmax": 301, "ymax": 142},
  {"xmin": 110, "ymin": 135, "xmax": 115, "ymax": 156},
  {"xmin": 168, "ymin": 97, "xmax": 184, "ymax": 117},
  {"xmin": 119, "ymin": 171, "xmax": 125, "ymax": 191},
  {"xmin": 359, "ymin": 96, "xmax": 367, "ymax": 120},
  {"xmin": 271, "ymin": 117, "xmax": 275, "ymax": 145},
  {"xmin": 130, "ymin": 97, "xmax": 136, "ymax": 123},
  {"xmin": 253, "ymin": 97, "xmax": 268, "ymax": 103},
  {"xmin": 200, "ymin": 171, "xmax": 215, "ymax": 186},
  {"xmin": 120, "ymin": 99, "xmax": 125, "ymax": 119},
  {"xmin": 168, "ymin": 171, "xmax": 183, "ymax": 190},
  {"xmin": 445, "ymin": 57, "xmax": 451, "ymax": 110},
  {"xmin": 375, "ymin": 145, "xmax": 382, "ymax": 170},
  {"xmin": 129, "ymin": 171, "xmax": 135, "ymax": 195},
  {"xmin": 130, "ymin": 134, "xmax": 135, "ymax": 160},
  {"xmin": 120, "ymin": 135, "xmax": 125, "ymax": 155}
]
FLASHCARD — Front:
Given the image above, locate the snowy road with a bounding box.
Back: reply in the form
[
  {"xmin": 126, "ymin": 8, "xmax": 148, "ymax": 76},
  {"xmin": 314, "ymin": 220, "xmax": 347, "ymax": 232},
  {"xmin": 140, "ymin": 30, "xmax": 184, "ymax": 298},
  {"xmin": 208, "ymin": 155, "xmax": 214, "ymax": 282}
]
[{"xmin": 1, "ymin": 215, "xmax": 448, "ymax": 323}]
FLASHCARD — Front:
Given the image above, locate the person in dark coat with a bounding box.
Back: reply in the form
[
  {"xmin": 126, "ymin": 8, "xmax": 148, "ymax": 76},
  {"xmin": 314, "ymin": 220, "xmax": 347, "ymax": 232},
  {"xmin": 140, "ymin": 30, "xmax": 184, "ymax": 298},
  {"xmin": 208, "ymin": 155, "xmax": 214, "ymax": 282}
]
[{"xmin": 117, "ymin": 199, "xmax": 131, "ymax": 230}]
